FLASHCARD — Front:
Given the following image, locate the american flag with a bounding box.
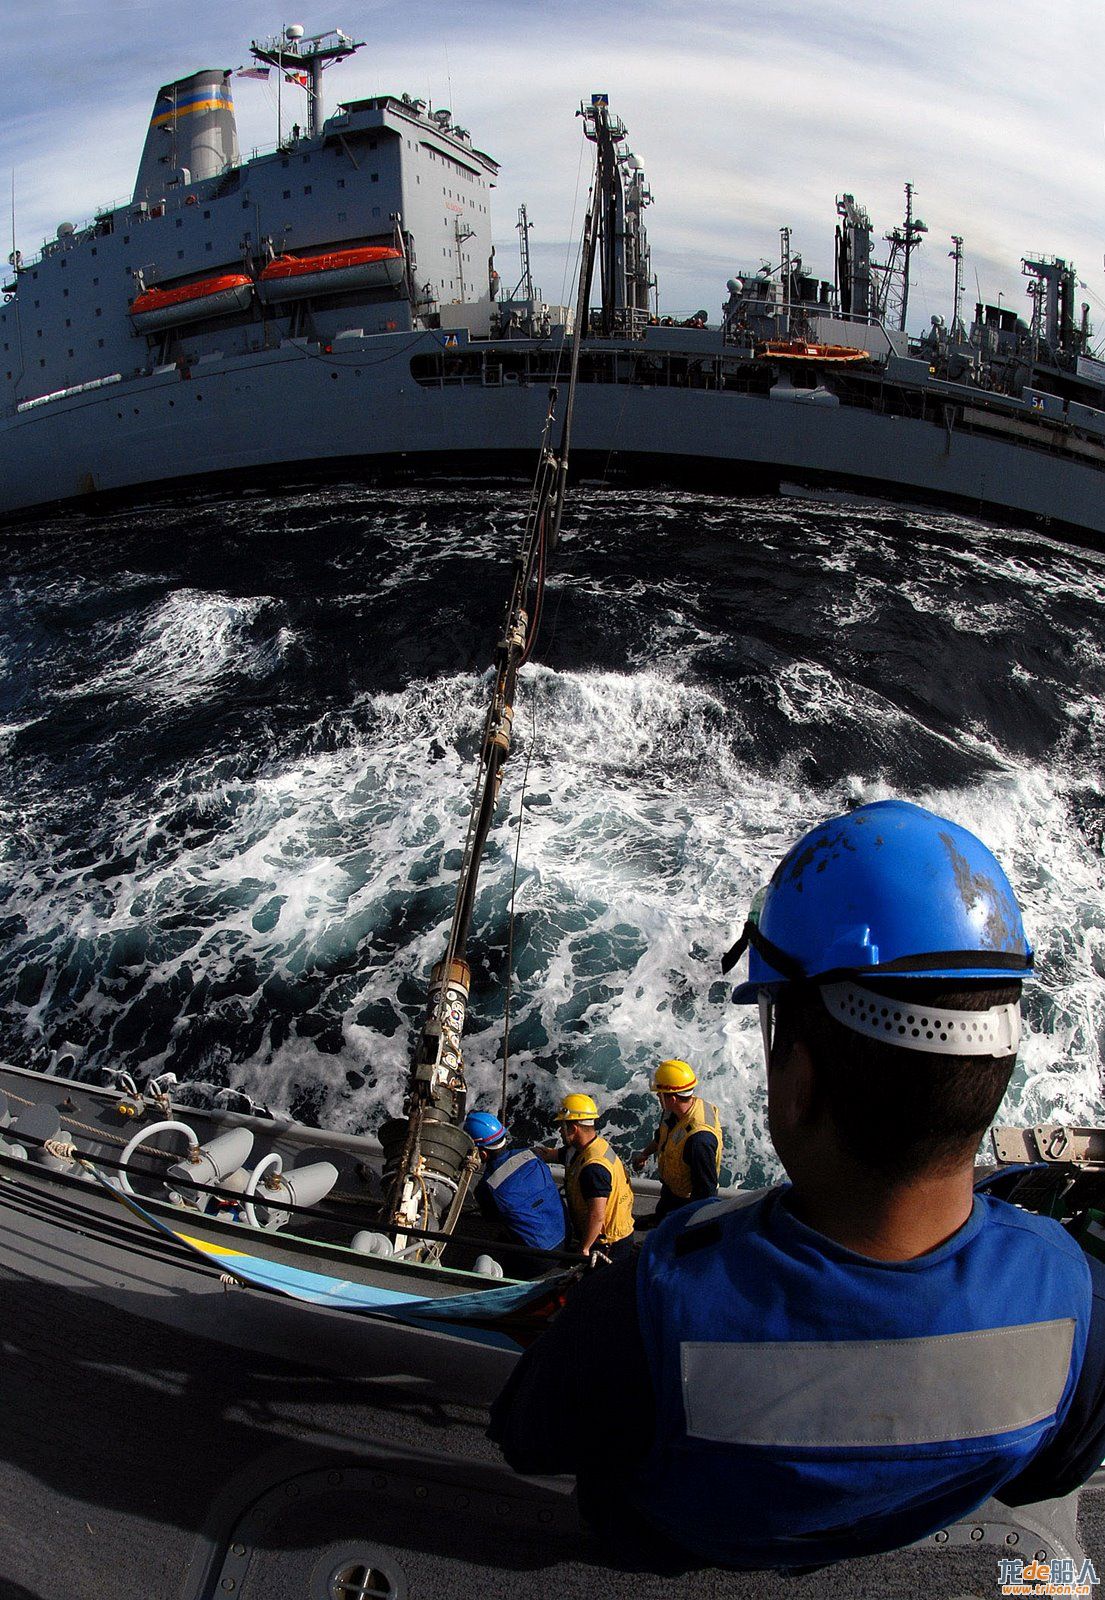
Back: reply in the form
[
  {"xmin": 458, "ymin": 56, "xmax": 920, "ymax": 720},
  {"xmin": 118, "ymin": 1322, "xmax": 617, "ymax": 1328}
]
[{"xmin": 236, "ymin": 67, "xmax": 270, "ymax": 81}]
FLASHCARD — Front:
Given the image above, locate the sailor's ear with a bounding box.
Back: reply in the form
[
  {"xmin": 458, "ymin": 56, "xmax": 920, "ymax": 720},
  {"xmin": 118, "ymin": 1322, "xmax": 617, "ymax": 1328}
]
[{"xmin": 767, "ymin": 1037, "xmax": 819, "ymax": 1128}]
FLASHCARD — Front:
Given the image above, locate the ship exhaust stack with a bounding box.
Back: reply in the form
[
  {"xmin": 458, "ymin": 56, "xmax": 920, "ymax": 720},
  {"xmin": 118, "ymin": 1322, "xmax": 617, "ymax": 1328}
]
[{"xmin": 133, "ymin": 70, "xmax": 239, "ymax": 201}]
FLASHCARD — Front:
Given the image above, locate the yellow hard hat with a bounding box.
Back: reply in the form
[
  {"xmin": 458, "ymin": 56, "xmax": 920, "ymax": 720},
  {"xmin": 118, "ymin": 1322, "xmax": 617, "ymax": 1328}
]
[
  {"xmin": 651, "ymin": 1058, "xmax": 698, "ymax": 1094},
  {"xmin": 554, "ymin": 1092, "xmax": 600, "ymax": 1123}
]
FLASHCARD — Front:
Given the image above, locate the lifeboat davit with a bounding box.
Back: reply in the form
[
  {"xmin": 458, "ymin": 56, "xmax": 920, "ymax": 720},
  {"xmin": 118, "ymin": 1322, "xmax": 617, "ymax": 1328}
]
[
  {"xmin": 757, "ymin": 339, "xmax": 871, "ymax": 364},
  {"xmin": 129, "ymin": 273, "xmax": 254, "ymax": 332},
  {"xmin": 258, "ymin": 246, "xmax": 406, "ymax": 303}
]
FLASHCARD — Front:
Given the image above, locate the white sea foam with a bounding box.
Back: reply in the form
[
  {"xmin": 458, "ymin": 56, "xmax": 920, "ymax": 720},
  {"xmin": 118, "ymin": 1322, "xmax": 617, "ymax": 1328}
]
[
  {"xmin": 80, "ymin": 589, "xmax": 295, "ymax": 707},
  {"xmin": 3, "ymin": 494, "xmax": 1103, "ymax": 1179},
  {"xmin": 15, "ymin": 656, "xmax": 1101, "ymax": 1183}
]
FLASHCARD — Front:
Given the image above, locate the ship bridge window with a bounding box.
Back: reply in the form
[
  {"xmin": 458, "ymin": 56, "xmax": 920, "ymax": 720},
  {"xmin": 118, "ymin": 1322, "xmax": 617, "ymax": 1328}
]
[
  {"xmin": 337, "ymin": 179, "xmax": 346, "ymax": 189},
  {"xmin": 304, "ymin": 185, "xmax": 312, "ymax": 194},
  {"xmin": 284, "ymin": 190, "xmax": 291, "ymax": 199}
]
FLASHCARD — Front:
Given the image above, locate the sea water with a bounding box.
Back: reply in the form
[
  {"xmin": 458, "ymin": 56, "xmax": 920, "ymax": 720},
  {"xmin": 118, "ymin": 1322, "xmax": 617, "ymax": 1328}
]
[{"xmin": 1, "ymin": 485, "xmax": 1102, "ymax": 1185}]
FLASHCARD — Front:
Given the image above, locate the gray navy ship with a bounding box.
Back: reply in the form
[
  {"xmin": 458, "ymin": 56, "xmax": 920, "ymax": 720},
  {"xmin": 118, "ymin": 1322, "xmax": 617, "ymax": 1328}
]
[{"xmin": 3, "ymin": 23, "xmax": 1105, "ymax": 535}]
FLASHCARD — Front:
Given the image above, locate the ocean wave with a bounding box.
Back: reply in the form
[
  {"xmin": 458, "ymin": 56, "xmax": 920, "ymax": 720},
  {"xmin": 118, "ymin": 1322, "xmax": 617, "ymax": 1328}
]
[{"xmin": 0, "ymin": 488, "xmax": 1101, "ymax": 1181}]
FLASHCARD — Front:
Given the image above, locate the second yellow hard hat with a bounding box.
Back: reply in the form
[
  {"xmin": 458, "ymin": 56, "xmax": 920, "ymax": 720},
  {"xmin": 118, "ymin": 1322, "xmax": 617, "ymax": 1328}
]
[
  {"xmin": 554, "ymin": 1091, "xmax": 601, "ymax": 1123},
  {"xmin": 651, "ymin": 1058, "xmax": 698, "ymax": 1094}
]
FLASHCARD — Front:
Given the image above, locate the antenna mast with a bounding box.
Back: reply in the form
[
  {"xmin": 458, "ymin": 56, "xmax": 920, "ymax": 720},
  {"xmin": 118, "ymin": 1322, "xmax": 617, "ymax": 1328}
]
[
  {"xmin": 949, "ymin": 235, "xmax": 964, "ymax": 340},
  {"xmin": 250, "ymin": 23, "xmax": 364, "ymax": 139},
  {"xmin": 876, "ymin": 183, "xmax": 927, "ymax": 331},
  {"xmin": 517, "ymin": 204, "xmax": 534, "ymax": 303}
]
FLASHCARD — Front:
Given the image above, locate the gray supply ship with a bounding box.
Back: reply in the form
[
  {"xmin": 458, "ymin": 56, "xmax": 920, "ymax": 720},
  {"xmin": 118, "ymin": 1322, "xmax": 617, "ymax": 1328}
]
[{"xmin": 2, "ymin": 25, "xmax": 1105, "ymax": 535}]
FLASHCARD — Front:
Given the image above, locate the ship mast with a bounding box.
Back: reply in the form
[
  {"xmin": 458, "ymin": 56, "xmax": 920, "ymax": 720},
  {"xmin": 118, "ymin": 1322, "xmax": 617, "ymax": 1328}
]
[
  {"xmin": 250, "ymin": 24, "xmax": 363, "ymax": 139},
  {"xmin": 949, "ymin": 234, "xmax": 965, "ymax": 341},
  {"xmin": 580, "ymin": 95, "xmax": 653, "ymax": 336},
  {"xmin": 876, "ymin": 182, "xmax": 927, "ymax": 331}
]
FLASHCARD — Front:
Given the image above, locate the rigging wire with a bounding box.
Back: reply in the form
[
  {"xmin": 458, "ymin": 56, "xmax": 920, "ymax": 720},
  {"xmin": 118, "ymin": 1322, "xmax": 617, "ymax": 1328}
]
[{"xmin": 500, "ymin": 683, "xmax": 538, "ymax": 1121}]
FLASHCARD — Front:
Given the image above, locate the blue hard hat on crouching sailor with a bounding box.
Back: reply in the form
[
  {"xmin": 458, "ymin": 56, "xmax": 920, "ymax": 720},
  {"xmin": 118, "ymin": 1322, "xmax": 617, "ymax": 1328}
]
[
  {"xmin": 725, "ymin": 798, "xmax": 1033, "ymax": 1013},
  {"xmin": 464, "ymin": 1110, "xmax": 508, "ymax": 1148}
]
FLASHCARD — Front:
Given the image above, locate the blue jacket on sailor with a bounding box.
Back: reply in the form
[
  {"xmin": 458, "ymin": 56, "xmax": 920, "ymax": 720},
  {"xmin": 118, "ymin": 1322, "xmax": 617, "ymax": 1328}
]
[
  {"xmin": 632, "ymin": 1188, "xmax": 1093, "ymax": 1569},
  {"xmin": 476, "ymin": 1143, "xmax": 567, "ymax": 1252}
]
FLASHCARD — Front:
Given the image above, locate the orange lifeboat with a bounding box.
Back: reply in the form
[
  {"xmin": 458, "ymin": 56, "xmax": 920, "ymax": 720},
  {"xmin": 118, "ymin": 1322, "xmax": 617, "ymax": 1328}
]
[
  {"xmin": 129, "ymin": 273, "xmax": 254, "ymax": 332},
  {"xmin": 258, "ymin": 245, "xmax": 406, "ymax": 304},
  {"xmin": 757, "ymin": 339, "xmax": 871, "ymax": 363}
]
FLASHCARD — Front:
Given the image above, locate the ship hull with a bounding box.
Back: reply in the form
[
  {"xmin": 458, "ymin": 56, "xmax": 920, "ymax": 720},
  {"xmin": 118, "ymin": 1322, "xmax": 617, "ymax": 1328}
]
[{"xmin": 2, "ymin": 332, "xmax": 1103, "ymax": 538}]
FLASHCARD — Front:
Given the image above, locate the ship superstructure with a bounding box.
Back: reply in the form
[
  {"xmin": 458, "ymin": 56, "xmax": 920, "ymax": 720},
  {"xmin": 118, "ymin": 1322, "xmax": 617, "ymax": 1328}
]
[
  {"xmin": 2, "ymin": 26, "xmax": 1105, "ymax": 538},
  {"xmin": 1, "ymin": 28, "xmax": 497, "ymax": 409}
]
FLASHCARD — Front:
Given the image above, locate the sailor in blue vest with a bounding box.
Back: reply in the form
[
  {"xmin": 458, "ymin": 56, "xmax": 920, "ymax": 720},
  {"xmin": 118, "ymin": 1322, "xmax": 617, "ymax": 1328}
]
[
  {"xmin": 489, "ymin": 801, "xmax": 1105, "ymax": 1571},
  {"xmin": 465, "ymin": 1110, "xmax": 567, "ymax": 1272}
]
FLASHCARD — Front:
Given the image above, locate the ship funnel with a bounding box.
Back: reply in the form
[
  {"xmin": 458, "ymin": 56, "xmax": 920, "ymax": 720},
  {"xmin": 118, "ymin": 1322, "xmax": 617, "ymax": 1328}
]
[{"xmin": 133, "ymin": 69, "xmax": 239, "ymax": 201}]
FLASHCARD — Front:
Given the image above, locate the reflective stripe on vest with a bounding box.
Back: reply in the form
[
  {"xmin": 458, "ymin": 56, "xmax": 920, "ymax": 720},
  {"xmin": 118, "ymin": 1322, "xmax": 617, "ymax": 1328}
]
[
  {"xmin": 681, "ymin": 1319, "xmax": 1076, "ymax": 1447},
  {"xmin": 486, "ymin": 1149, "xmax": 537, "ymax": 1191},
  {"xmin": 656, "ymin": 1097, "xmax": 723, "ymax": 1198},
  {"xmin": 564, "ymin": 1134, "xmax": 635, "ymax": 1244},
  {"xmin": 633, "ymin": 1189, "xmax": 1093, "ymax": 1569}
]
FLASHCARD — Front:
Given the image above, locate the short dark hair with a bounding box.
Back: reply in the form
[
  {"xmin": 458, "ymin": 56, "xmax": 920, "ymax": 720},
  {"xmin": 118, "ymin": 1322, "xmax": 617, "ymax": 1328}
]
[{"xmin": 772, "ymin": 979, "xmax": 1021, "ymax": 1182}]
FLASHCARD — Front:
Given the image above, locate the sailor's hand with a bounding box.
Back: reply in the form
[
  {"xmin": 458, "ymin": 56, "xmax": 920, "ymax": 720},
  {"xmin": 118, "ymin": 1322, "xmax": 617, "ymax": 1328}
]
[
  {"xmin": 631, "ymin": 1150, "xmax": 649, "ymax": 1174},
  {"xmin": 535, "ymin": 1144, "xmax": 558, "ymax": 1163}
]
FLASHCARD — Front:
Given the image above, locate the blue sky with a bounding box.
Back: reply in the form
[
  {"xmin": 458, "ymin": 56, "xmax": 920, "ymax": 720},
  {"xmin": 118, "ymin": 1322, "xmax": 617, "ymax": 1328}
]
[{"xmin": 5, "ymin": 1, "xmax": 1104, "ymax": 334}]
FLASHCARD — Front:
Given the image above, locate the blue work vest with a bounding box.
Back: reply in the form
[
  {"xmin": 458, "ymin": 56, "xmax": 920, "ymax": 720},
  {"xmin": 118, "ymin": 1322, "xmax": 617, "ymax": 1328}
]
[
  {"xmin": 633, "ymin": 1188, "xmax": 1092, "ymax": 1569},
  {"xmin": 481, "ymin": 1145, "xmax": 567, "ymax": 1252}
]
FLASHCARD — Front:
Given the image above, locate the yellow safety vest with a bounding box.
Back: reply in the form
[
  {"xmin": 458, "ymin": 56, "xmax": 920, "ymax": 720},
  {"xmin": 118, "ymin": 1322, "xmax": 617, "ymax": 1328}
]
[
  {"xmin": 656, "ymin": 1097, "xmax": 723, "ymax": 1199},
  {"xmin": 564, "ymin": 1134, "xmax": 635, "ymax": 1245}
]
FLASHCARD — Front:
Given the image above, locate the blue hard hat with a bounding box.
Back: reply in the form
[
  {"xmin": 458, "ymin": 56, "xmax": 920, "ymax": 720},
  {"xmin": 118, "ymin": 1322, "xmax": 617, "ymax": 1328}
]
[
  {"xmin": 728, "ymin": 800, "xmax": 1033, "ymax": 1002},
  {"xmin": 464, "ymin": 1110, "xmax": 508, "ymax": 1147}
]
